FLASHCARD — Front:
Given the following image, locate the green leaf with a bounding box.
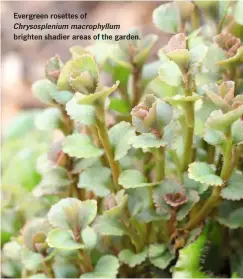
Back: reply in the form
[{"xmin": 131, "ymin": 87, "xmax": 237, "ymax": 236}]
[
  {"xmin": 50, "ymin": 90, "xmax": 73, "ymax": 105},
  {"xmin": 109, "ymin": 98, "xmax": 130, "ymax": 114},
  {"xmin": 159, "ymin": 60, "xmax": 182, "ymax": 87},
  {"xmin": 118, "ymin": 169, "xmax": 160, "ymax": 189},
  {"xmin": 218, "ymin": 47, "xmax": 243, "ymax": 67},
  {"xmin": 66, "ymin": 96, "xmax": 95, "ymax": 126},
  {"xmin": 188, "ymin": 162, "xmax": 223, "ymax": 186},
  {"xmin": 32, "ymin": 79, "xmax": 56, "ymax": 105},
  {"xmin": 152, "ymin": 180, "xmax": 182, "ymax": 219},
  {"xmin": 80, "ymin": 255, "xmax": 119, "ymax": 278},
  {"xmin": 35, "ymin": 108, "xmax": 62, "ymax": 131},
  {"xmin": 76, "ymin": 81, "xmax": 119, "ymax": 105},
  {"xmin": 81, "ymin": 226, "xmax": 97, "ymax": 249},
  {"xmin": 78, "ymin": 167, "xmax": 111, "ymax": 197},
  {"xmin": 153, "ymin": 2, "xmax": 180, "ymax": 33},
  {"xmin": 4, "ymin": 110, "xmax": 40, "ymax": 140},
  {"xmin": 172, "ymin": 229, "xmax": 209, "ymax": 278},
  {"xmin": 146, "ymin": 77, "xmax": 178, "ymax": 98},
  {"xmin": 203, "ymin": 45, "xmax": 226, "ymax": 72},
  {"xmin": 203, "ymin": 128, "xmax": 224, "ymax": 146},
  {"xmin": 28, "ymin": 274, "xmax": 48, "ymax": 278},
  {"xmin": 21, "ymin": 248, "xmax": 42, "ymax": 271},
  {"xmin": 109, "ymin": 121, "xmax": 136, "ymax": 160},
  {"xmin": 183, "ymin": 173, "xmax": 209, "ymax": 194},
  {"xmin": 234, "ymin": 0, "xmax": 243, "ymax": 25},
  {"xmin": 206, "ymin": 107, "xmax": 243, "ymax": 132},
  {"xmin": 57, "ymin": 54, "xmax": 99, "ymax": 91},
  {"xmin": 190, "ymin": 44, "xmax": 208, "ymax": 64},
  {"xmin": 22, "ymin": 218, "xmax": 50, "ymax": 251},
  {"xmin": 72, "ymin": 157, "xmax": 101, "ymax": 174},
  {"xmin": 232, "ymin": 119, "xmax": 243, "ymax": 144},
  {"xmin": 93, "ymin": 215, "xmax": 125, "ymax": 236},
  {"xmin": 118, "ymin": 248, "xmax": 148, "ymax": 268},
  {"xmin": 47, "ymin": 198, "xmax": 97, "ymax": 230},
  {"xmin": 62, "ymin": 134, "xmax": 103, "ymax": 159},
  {"xmin": 221, "ymin": 173, "xmax": 243, "ymax": 200},
  {"xmin": 217, "ymin": 200, "xmax": 243, "ymax": 229},
  {"xmin": 164, "ymin": 95, "xmax": 202, "ymax": 106},
  {"xmin": 47, "ymin": 229, "xmax": 85, "ymax": 250},
  {"xmin": 149, "ymin": 243, "xmax": 175, "ymax": 270},
  {"xmin": 177, "ymin": 190, "xmax": 199, "ymax": 221},
  {"xmin": 104, "ymin": 56, "xmax": 132, "ymax": 93},
  {"xmin": 33, "ymin": 167, "xmax": 71, "ymax": 197},
  {"xmin": 53, "ymin": 259, "xmax": 80, "ymax": 278},
  {"xmin": 104, "ymin": 190, "xmax": 128, "ymax": 218},
  {"xmin": 3, "ymin": 241, "xmax": 21, "ymax": 261},
  {"xmin": 153, "ymin": 179, "xmax": 199, "ymax": 221},
  {"xmin": 131, "ymin": 133, "xmax": 166, "ymax": 149}
]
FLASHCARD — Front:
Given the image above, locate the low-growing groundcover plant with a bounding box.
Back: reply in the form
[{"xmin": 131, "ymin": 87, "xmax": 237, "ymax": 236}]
[{"xmin": 2, "ymin": 1, "xmax": 243, "ymax": 278}]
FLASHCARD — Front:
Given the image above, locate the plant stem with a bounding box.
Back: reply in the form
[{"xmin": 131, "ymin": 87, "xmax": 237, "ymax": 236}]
[
  {"xmin": 95, "ymin": 104, "xmax": 120, "ymax": 191},
  {"xmin": 181, "ymin": 73, "xmax": 195, "ymax": 172},
  {"xmin": 78, "ymin": 250, "xmax": 94, "ymax": 273},
  {"xmin": 185, "ymin": 132, "xmax": 233, "ymax": 231},
  {"xmin": 132, "ymin": 66, "xmax": 141, "ymax": 107},
  {"xmin": 191, "ymin": 5, "xmax": 200, "ymax": 30},
  {"xmin": 182, "ymin": 102, "xmax": 195, "ymax": 172},
  {"xmin": 207, "ymin": 144, "xmax": 216, "ymax": 164},
  {"xmin": 217, "ymin": 1, "xmax": 232, "ymax": 33},
  {"xmin": 154, "ymin": 146, "xmax": 165, "ymax": 181},
  {"xmin": 169, "ymin": 150, "xmax": 183, "ymax": 181}
]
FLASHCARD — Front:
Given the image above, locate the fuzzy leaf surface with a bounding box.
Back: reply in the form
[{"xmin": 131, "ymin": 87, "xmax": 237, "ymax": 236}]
[
  {"xmin": 93, "ymin": 215, "xmax": 125, "ymax": 236},
  {"xmin": 35, "ymin": 108, "xmax": 62, "ymax": 131},
  {"xmin": 104, "ymin": 190, "xmax": 128, "ymax": 218},
  {"xmin": 81, "ymin": 226, "xmax": 97, "ymax": 249},
  {"xmin": 153, "ymin": 3, "xmax": 180, "ymax": 33},
  {"xmin": 32, "ymin": 79, "xmax": 56, "ymax": 105},
  {"xmin": 221, "ymin": 173, "xmax": 243, "ymax": 201},
  {"xmin": 66, "ymin": 97, "xmax": 95, "ymax": 126},
  {"xmin": 149, "ymin": 243, "xmax": 175, "ymax": 270},
  {"xmin": 78, "ymin": 167, "xmax": 111, "ymax": 197},
  {"xmin": 131, "ymin": 133, "xmax": 166, "ymax": 149},
  {"xmin": 21, "ymin": 248, "xmax": 42, "ymax": 271},
  {"xmin": 217, "ymin": 200, "xmax": 243, "ymax": 229},
  {"xmin": 118, "ymin": 248, "xmax": 148, "ymax": 268},
  {"xmin": 47, "ymin": 229, "xmax": 85, "ymax": 250},
  {"xmin": 119, "ymin": 169, "xmax": 160, "ymax": 189},
  {"xmin": 188, "ymin": 162, "xmax": 223, "ymax": 186},
  {"xmin": 206, "ymin": 108, "xmax": 243, "ymax": 132},
  {"xmin": 47, "ymin": 198, "xmax": 97, "ymax": 230},
  {"xmin": 159, "ymin": 60, "xmax": 182, "ymax": 87},
  {"xmin": 62, "ymin": 134, "xmax": 103, "ymax": 159},
  {"xmin": 76, "ymin": 81, "xmax": 119, "ymax": 105},
  {"xmin": 109, "ymin": 121, "xmax": 136, "ymax": 160},
  {"xmin": 81, "ymin": 255, "xmax": 119, "ymax": 278}
]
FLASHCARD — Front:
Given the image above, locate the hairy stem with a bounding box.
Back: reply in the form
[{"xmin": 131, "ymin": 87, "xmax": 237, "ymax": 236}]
[
  {"xmin": 185, "ymin": 132, "xmax": 233, "ymax": 230},
  {"xmin": 95, "ymin": 104, "xmax": 120, "ymax": 191}
]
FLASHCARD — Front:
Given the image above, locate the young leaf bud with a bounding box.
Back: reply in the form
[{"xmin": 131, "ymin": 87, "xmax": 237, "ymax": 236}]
[
  {"xmin": 45, "ymin": 55, "xmax": 64, "ymax": 84},
  {"xmin": 131, "ymin": 94, "xmax": 173, "ymax": 136}
]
